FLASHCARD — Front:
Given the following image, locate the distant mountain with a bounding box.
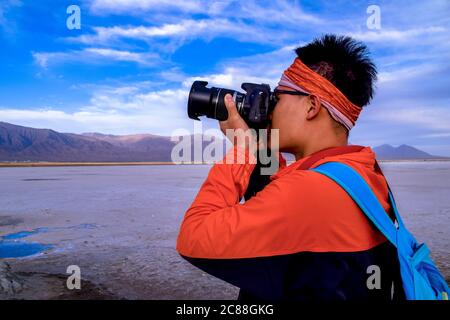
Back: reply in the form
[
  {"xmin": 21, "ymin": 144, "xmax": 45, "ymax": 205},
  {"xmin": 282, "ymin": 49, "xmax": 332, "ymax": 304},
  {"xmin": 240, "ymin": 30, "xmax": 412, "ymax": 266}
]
[
  {"xmin": 373, "ymin": 144, "xmax": 442, "ymax": 160},
  {"xmin": 81, "ymin": 132, "xmax": 176, "ymax": 156},
  {"xmin": 0, "ymin": 122, "xmax": 186, "ymax": 162}
]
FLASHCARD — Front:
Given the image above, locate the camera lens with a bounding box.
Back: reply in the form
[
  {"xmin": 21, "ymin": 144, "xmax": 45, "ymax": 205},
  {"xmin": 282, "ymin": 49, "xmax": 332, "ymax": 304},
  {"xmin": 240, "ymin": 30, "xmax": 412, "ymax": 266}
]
[{"xmin": 188, "ymin": 81, "xmax": 245, "ymax": 121}]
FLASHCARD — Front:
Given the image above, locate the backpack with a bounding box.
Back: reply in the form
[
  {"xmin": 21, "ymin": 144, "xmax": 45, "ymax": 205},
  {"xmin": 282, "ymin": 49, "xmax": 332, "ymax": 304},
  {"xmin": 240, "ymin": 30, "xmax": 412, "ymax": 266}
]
[{"xmin": 312, "ymin": 161, "xmax": 450, "ymax": 300}]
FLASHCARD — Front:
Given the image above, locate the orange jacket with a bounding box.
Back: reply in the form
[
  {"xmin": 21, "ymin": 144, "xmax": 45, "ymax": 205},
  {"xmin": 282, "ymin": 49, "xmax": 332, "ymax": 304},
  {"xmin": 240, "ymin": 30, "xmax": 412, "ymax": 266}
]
[{"xmin": 177, "ymin": 145, "xmax": 390, "ymax": 259}]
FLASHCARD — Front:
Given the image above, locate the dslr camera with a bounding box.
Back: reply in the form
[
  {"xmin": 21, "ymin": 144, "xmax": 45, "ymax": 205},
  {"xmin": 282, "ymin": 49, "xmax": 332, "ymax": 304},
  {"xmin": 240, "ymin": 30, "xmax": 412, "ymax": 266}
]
[{"xmin": 187, "ymin": 81, "xmax": 277, "ymax": 129}]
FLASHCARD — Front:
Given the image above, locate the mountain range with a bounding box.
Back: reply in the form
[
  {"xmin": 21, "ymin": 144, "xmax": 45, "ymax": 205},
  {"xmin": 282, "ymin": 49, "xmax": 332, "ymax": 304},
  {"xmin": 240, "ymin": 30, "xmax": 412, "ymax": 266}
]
[
  {"xmin": 0, "ymin": 122, "xmax": 178, "ymax": 162},
  {"xmin": 372, "ymin": 144, "xmax": 442, "ymax": 160},
  {"xmin": 0, "ymin": 121, "xmax": 445, "ymax": 162}
]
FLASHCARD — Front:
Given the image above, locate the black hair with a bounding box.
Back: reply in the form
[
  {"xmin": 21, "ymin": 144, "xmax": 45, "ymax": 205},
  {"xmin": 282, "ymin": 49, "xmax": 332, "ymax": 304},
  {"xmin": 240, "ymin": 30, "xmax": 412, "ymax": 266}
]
[{"xmin": 295, "ymin": 34, "xmax": 377, "ymax": 107}]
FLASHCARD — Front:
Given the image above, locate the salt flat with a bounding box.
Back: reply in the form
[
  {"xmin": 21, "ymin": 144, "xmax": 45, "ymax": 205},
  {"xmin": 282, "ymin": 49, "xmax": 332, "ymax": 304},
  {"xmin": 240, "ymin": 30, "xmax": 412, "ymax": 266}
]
[{"xmin": 0, "ymin": 161, "xmax": 448, "ymax": 299}]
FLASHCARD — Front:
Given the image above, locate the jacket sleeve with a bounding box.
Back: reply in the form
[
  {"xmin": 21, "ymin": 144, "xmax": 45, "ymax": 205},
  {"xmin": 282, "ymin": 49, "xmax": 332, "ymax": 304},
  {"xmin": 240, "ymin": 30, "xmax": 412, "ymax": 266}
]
[
  {"xmin": 176, "ymin": 145, "xmax": 299, "ymax": 259},
  {"xmin": 176, "ymin": 145, "xmax": 294, "ymax": 297}
]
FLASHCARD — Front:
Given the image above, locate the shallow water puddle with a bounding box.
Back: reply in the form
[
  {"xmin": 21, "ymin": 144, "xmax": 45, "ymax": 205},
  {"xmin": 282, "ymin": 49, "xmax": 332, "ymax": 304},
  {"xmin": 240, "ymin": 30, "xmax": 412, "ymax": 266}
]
[
  {"xmin": 0, "ymin": 227, "xmax": 52, "ymax": 258},
  {"xmin": 0, "ymin": 241, "xmax": 53, "ymax": 258},
  {"xmin": 2, "ymin": 227, "xmax": 50, "ymax": 240},
  {"xmin": 0, "ymin": 223, "xmax": 98, "ymax": 258}
]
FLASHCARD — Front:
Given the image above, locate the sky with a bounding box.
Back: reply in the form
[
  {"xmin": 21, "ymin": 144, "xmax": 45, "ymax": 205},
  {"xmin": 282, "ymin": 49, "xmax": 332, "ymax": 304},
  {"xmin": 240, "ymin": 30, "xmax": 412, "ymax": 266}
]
[{"xmin": 0, "ymin": 0, "xmax": 449, "ymax": 155}]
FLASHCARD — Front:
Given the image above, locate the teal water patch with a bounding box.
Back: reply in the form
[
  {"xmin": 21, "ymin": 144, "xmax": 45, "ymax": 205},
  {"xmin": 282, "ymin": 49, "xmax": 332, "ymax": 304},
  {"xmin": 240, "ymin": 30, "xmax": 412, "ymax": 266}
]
[
  {"xmin": 0, "ymin": 241, "xmax": 53, "ymax": 258},
  {"xmin": 0, "ymin": 223, "xmax": 99, "ymax": 258},
  {"xmin": 0, "ymin": 228, "xmax": 52, "ymax": 259},
  {"xmin": 0, "ymin": 227, "xmax": 52, "ymax": 258},
  {"xmin": 2, "ymin": 227, "xmax": 50, "ymax": 240}
]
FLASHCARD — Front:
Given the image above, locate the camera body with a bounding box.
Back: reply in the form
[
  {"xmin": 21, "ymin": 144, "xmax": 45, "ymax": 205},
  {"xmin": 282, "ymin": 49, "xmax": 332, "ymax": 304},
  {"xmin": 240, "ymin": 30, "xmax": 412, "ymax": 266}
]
[{"xmin": 188, "ymin": 81, "xmax": 277, "ymax": 129}]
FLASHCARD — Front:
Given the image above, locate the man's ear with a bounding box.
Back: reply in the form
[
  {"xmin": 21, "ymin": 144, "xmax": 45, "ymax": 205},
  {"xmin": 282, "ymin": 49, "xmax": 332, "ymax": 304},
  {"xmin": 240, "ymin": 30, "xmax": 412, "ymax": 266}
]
[{"xmin": 305, "ymin": 95, "xmax": 321, "ymax": 120}]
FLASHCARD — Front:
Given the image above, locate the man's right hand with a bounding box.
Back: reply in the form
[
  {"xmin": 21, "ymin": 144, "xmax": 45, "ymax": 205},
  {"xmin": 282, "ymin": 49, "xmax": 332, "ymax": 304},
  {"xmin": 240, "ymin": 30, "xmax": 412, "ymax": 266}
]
[
  {"xmin": 220, "ymin": 94, "xmax": 272, "ymax": 154},
  {"xmin": 219, "ymin": 94, "xmax": 249, "ymax": 135}
]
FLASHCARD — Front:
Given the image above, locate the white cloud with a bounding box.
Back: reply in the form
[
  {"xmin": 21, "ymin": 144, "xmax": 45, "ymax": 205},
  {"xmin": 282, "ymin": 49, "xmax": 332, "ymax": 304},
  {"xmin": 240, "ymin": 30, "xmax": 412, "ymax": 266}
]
[
  {"xmin": 349, "ymin": 26, "xmax": 446, "ymax": 43},
  {"xmin": 183, "ymin": 44, "xmax": 297, "ymax": 90},
  {"xmin": 238, "ymin": 0, "xmax": 322, "ymax": 24},
  {"xmin": 68, "ymin": 18, "xmax": 294, "ymax": 47},
  {"xmin": 85, "ymin": 48, "xmax": 155, "ymax": 64},
  {"xmin": 377, "ymin": 63, "xmax": 441, "ymax": 83},
  {"xmin": 88, "ymin": 0, "xmax": 210, "ymax": 15},
  {"xmin": 85, "ymin": 86, "xmax": 188, "ymax": 112},
  {"xmin": 0, "ymin": 108, "xmax": 175, "ymax": 135},
  {"xmin": 72, "ymin": 0, "xmax": 324, "ymax": 49},
  {"xmin": 70, "ymin": 20, "xmax": 208, "ymax": 44},
  {"xmin": 32, "ymin": 48, "xmax": 159, "ymax": 68},
  {"xmin": 0, "ymin": 83, "xmax": 196, "ymax": 135},
  {"xmin": 420, "ymin": 132, "xmax": 450, "ymax": 139},
  {"xmin": 88, "ymin": 0, "xmax": 322, "ymax": 25},
  {"xmin": 368, "ymin": 107, "xmax": 450, "ymax": 132},
  {"xmin": 183, "ymin": 67, "xmax": 280, "ymax": 92}
]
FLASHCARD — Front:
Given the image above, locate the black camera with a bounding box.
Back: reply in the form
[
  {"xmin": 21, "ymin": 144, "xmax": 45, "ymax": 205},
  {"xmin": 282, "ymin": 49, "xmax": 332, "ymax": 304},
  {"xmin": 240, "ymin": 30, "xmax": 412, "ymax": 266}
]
[{"xmin": 187, "ymin": 81, "xmax": 277, "ymax": 129}]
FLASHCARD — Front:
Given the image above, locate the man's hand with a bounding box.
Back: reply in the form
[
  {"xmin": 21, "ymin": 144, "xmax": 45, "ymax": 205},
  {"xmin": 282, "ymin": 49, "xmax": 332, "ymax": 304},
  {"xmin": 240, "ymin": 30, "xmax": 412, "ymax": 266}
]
[
  {"xmin": 220, "ymin": 94, "xmax": 259, "ymax": 153},
  {"xmin": 219, "ymin": 94, "xmax": 249, "ymax": 134}
]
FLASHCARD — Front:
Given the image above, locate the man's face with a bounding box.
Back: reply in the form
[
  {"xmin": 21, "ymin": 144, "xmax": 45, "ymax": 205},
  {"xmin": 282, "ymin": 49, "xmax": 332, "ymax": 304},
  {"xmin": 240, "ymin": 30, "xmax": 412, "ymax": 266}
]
[{"xmin": 270, "ymin": 85, "xmax": 309, "ymax": 153}]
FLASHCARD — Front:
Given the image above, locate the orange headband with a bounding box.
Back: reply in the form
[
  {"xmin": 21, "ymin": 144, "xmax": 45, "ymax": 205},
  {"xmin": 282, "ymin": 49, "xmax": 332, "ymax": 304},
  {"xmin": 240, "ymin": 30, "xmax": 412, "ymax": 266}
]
[{"xmin": 279, "ymin": 58, "xmax": 362, "ymax": 130}]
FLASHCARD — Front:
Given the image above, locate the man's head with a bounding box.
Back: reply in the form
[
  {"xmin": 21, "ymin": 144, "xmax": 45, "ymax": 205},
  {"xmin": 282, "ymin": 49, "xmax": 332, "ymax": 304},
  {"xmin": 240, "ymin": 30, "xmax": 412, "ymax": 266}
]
[{"xmin": 270, "ymin": 34, "xmax": 377, "ymax": 157}]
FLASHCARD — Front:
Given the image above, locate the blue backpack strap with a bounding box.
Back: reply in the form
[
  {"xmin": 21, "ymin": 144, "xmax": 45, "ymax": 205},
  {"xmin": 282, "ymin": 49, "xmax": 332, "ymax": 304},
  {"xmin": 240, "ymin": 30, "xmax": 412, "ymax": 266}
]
[
  {"xmin": 387, "ymin": 188, "xmax": 406, "ymax": 229},
  {"xmin": 311, "ymin": 162, "xmax": 398, "ymax": 247},
  {"xmin": 312, "ymin": 161, "xmax": 450, "ymax": 300}
]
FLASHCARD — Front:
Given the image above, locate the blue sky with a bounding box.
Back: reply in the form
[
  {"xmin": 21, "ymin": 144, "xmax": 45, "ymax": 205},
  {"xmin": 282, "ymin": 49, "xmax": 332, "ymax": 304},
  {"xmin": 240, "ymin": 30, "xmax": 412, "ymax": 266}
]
[{"xmin": 0, "ymin": 0, "xmax": 449, "ymax": 155}]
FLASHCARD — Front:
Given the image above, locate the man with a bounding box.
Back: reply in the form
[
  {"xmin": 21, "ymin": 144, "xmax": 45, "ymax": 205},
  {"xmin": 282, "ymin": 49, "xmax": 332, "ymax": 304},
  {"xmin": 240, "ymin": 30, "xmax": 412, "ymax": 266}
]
[{"xmin": 176, "ymin": 34, "xmax": 404, "ymax": 301}]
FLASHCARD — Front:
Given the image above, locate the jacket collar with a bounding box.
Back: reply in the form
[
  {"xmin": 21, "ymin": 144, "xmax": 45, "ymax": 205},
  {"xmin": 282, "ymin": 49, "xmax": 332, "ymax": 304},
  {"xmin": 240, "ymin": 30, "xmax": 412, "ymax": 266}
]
[{"xmin": 271, "ymin": 145, "xmax": 374, "ymax": 180}]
